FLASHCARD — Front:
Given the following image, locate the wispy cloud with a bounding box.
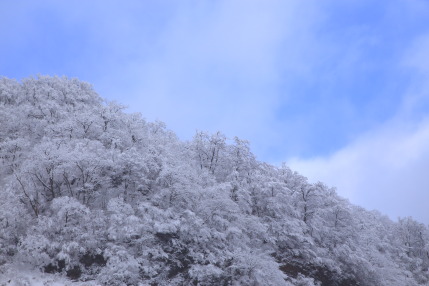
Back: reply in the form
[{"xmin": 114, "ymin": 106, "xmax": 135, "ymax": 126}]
[
  {"xmin": 97, "ymin": 0, "xmax": 326, "ymax": 160},
  {"xmin": 289, "ymin": 33, "xmax": 429, "ymax": 223}
]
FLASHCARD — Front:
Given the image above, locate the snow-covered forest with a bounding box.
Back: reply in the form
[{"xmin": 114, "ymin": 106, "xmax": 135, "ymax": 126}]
[{"xmin": 0, "ymin": 76, "xmax": 428, "ymax": 286}]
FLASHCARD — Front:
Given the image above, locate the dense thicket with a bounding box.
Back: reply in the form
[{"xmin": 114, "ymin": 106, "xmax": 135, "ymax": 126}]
[{"xmin": 1, "ymin": 76, "xmax": 428, "ymax": 286}]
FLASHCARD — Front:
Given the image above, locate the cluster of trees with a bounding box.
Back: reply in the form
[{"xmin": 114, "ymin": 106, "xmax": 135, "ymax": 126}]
[{"xmin": 1, "ymin": 76, "xmax": 428, "ymax": 286}]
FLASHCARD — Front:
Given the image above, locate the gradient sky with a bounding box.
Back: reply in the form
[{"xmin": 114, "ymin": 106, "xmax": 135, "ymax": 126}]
[{"xmin": 1, "ymin": 0, "xmax": 429, "ymax": 223}]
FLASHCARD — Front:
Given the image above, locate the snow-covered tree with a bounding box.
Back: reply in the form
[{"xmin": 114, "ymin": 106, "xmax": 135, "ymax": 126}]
[{"xmin": 1, "ymin": 76, "xmax": 428, "ymax": 286}]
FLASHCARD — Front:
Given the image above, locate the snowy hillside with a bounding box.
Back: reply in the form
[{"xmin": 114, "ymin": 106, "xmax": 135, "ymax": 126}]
[{"xmin": 0, "ymin": 76, "xmax": 428, "ymax": 285}]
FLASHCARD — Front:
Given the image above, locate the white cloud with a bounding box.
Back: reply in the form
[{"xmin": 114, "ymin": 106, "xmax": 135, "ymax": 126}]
[
  {"xmin": 104, "ymin": 0, "xmax": 326, "ymax": 159},
  {"xmin": 289, "ymin": 117, "xmax": 429, "ymax": 224},
  {"xmin": 289, "ymin": 34, "xmax": 429, "ymax": 224}
]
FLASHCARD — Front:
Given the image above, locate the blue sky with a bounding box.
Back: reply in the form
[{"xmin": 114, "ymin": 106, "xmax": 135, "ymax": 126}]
[{"xmin": 2, "ymin": 0, "xmax": 429, "ymax": 223}]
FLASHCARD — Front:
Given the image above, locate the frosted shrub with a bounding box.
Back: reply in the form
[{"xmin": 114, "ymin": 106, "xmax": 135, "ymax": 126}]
[
  {"xmin": 17, "ymin": 234, "xmax": 53, "ymax": 269},
  {"xmin": 98, "ymin": 245, "xmax": 140, "ymax": 286}
]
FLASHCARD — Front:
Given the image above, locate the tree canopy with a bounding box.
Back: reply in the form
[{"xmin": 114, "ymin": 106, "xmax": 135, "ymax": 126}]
[{"xmin": 1, "ymin": 76, "xmax": 428, "ymax": 286}]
